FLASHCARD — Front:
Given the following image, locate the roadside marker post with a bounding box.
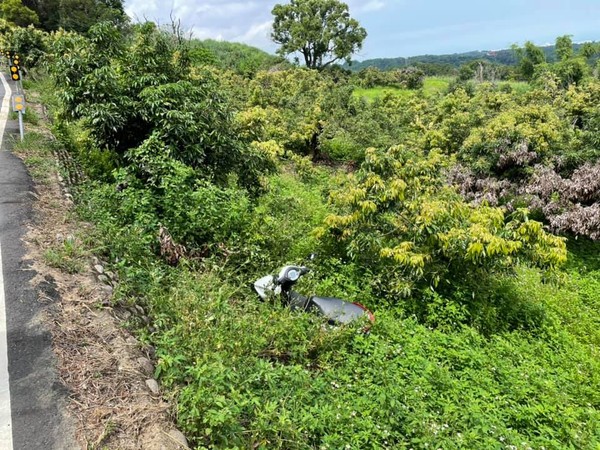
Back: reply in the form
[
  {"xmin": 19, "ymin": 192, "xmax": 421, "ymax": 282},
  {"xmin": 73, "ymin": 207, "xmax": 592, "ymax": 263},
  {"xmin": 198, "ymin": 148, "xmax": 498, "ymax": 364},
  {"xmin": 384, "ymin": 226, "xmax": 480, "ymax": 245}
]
[{"xmin": 11, "ymin": 94, "xmax": 25, "ymax": 141}]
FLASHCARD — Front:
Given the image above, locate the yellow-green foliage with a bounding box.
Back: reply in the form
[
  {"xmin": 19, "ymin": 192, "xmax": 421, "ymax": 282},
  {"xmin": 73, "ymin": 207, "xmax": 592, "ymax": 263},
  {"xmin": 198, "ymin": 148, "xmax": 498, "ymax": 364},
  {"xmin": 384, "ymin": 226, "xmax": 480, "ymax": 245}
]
[
  {"xmin": 235, "ymin": 106, "xmax": 288, "ymax": 143},
  {"xmin": 464, "ymin": 104, "xmax": 565, "ymax": 156},
  {"xmin": 320, "ymin": 146, "xmax": 566, "ymax": 298},
  {"xmin": 245, "ymin": 69, "xmax": 341, "ymax": 155}
]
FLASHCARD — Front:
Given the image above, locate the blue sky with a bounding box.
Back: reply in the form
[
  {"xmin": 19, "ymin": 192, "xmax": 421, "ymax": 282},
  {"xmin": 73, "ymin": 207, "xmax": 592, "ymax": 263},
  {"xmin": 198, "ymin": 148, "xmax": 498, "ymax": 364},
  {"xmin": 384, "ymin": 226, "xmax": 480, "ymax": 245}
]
[{"xmin": 124, "ymin": 0, "xmax": 600, "ymax": 60}]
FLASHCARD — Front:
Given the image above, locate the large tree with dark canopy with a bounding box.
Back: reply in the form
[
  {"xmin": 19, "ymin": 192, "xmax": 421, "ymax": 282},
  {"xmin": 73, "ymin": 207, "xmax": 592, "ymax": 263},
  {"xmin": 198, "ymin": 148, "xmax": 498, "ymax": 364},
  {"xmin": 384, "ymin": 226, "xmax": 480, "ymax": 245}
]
[
  {"xmin": 21, "ymin": 0, "xmax": 125, "ymax": 32},
  {"xmin": 271, "ymin": 0, "xmax": 366, "ymax": 70}
]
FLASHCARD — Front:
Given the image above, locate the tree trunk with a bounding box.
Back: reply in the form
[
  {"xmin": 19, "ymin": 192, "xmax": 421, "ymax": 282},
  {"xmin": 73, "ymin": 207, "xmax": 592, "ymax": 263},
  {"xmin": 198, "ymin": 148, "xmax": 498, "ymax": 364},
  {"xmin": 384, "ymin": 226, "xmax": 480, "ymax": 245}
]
[{"xmin": 309, "ymin": 123, "xmax": 323, "ymax": 161}]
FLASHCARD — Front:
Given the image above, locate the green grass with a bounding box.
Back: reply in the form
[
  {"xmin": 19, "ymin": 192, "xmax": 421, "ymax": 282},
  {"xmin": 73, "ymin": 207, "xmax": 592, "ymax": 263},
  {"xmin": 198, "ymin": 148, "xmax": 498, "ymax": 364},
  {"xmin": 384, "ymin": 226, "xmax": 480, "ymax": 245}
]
[
  {"xmin": 12, "ymin": 131, "xmax": 56, "ymax": 183},
  {"xmin": 43, "ymin": 237, "xmax": 87, "ymax": 274},
  {"xmin": 353, "ymin": 86, "xmax": 414, "ymax": 101},
  {"xmin": 499, "ymin": 80, "xmax": 532, "ymax": 95},
  {"xmin": 354, "ymin": 76, "xmax": 453, "ymax": 101},
  {"xmin": 9, "ymin": 108, "xmax": 40, "ymax": 125},
  {"xmin": 139, "ymin": 255, "xmax": 600, "ymax": 449},
  {"xmin": 422, "ymin": 76, "xmax": 453, "ymax": 95},
  {"xmin": 353, "ymin": 77, "xmax": 532, "ymax": 102}
]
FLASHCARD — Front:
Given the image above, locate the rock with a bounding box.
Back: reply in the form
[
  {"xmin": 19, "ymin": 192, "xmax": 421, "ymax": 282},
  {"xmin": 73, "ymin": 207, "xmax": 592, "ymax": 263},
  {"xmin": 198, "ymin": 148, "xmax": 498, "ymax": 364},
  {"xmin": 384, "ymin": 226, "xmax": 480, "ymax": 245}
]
[
  {"xmin": 137, "ymin": 357, "xmax": 154, "ymax": 375},
  {"xmin": 144, "ymin": 345, "xmax": 156, "ymax": 358},
  {"xmin": 145, "ymin": 379, "xmax": 160, "ymax": 395},
  {"xmin": 167, "ymin": 429, "xmax": 188, "ymax": 448},
  {"xmin": 94, "ymin": 264, "xmax": 104, "ymax": 274},
  {"xmin": 134, "ymin": 304, "xmax": 145, "ymax": 315},
  {"xmin": 98, "ymin": 274, "xmax": 110, "ymax": 284},
  {"xmin": 101, "ymin": 285, "xmax": 114, "ymax": 295}
]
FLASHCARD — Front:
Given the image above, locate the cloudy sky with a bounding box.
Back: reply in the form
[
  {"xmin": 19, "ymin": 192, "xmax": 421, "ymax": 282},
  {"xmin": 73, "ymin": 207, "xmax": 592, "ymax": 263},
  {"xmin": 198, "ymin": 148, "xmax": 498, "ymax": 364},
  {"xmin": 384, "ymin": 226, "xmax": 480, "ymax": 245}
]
[{"xmin": 124, "ymin": 0, "xmax": 600, "ymax": 60}]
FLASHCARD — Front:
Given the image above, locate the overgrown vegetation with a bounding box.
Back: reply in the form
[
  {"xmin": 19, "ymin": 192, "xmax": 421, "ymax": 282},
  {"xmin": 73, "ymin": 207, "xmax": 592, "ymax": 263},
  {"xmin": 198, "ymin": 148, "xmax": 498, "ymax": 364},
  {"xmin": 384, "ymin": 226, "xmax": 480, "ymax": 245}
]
[{"xmin": 5, "ymin": 2, "xmax": 600, "ymax": 447}]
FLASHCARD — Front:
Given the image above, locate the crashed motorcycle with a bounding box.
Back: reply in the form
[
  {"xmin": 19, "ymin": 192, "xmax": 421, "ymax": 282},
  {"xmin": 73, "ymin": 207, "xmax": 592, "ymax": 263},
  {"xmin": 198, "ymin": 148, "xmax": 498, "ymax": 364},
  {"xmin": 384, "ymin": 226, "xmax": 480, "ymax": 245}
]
[{"xmin": 253, "ymin": 262, "xmax": 374, "ymax": 329}]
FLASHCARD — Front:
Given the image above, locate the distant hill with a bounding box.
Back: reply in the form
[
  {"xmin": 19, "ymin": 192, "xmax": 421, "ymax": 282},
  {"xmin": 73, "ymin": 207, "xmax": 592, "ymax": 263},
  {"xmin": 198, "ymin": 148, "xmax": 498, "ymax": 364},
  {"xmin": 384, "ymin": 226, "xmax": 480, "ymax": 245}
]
[{"xmin": 344, "ymin": 43, "xmax": 591, "ymax": 71}]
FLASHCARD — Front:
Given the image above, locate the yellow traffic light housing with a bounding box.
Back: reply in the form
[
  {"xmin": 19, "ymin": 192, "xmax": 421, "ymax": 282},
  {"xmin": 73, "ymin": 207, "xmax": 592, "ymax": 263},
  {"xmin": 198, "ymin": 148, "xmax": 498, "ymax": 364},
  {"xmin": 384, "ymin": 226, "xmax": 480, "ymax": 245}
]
[{"xmin": 10, "ymin": 65, "xmax": 20, "ymax": 81}]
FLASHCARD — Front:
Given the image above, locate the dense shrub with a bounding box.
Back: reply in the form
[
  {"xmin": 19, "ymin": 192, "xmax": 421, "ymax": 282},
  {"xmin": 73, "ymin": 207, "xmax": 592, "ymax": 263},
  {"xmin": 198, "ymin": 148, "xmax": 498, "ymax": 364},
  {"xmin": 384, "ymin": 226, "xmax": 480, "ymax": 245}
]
[
  {"xmin": 318, "ymin": 146, "xmax": 566, "ymax": 301},
  {"xmin": 355, "ymin": 66, "xmax": 424, "ymax": 89},
  {"xmin": 7, "ymin": 24, "xmax": 46, "ymax": 67}
]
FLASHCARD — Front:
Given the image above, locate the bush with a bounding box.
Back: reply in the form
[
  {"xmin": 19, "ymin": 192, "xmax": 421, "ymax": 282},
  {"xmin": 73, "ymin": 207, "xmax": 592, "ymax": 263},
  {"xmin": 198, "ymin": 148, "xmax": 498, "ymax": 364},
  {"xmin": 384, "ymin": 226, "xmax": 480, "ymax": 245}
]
[
  {"xmin": 8, "ymin": 25, "xmax": 47, "ymax": 68},
  {"xmin": 318, "ymin": 146, "xmax": 566, "ymax": 302}
]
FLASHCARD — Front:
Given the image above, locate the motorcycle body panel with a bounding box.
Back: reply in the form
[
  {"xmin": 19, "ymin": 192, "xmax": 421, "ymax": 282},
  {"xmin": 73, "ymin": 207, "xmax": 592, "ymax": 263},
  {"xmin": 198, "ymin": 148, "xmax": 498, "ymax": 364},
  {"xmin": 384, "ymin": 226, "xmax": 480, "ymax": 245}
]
[
  {"xmin": 253, "ymin": 275, "xmax": 278, "ymax": 300},
  {"xmin": 308, "ymin": 296, "xmax": 369, "ymax": 325}
]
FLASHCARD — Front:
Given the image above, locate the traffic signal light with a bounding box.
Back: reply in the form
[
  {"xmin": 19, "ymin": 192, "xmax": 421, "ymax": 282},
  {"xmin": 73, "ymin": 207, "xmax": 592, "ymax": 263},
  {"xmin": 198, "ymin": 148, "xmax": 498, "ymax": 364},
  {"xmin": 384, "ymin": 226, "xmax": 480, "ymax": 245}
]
[{"xmin": 10, "ymin": 65, "xmax": 20, "ymax": 81}]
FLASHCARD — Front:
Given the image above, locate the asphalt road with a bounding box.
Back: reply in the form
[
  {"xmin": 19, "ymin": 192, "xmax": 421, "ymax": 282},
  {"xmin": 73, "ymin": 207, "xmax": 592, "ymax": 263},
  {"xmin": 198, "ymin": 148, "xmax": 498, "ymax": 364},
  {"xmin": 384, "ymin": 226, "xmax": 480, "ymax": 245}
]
[{"xmin": 0, "ymin": 74, "xmax": 76, "ymax": 448}]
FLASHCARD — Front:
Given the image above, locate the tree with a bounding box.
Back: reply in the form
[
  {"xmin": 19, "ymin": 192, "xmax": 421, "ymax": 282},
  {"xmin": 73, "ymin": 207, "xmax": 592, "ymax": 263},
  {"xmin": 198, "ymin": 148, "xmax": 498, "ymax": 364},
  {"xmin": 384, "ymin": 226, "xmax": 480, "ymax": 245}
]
[
  {"xmin": 57, "ymin": 0, "xmax": 126, "ymax": 33},
  {"xmin": 457, "ymin": 59, "xmax": 508, "ymax": 83},
  {"xmin": 271, "ymin": 0, "xmax": 367, "ymax": 70},
  {"xmin": 555, "ymin": 35, "xmax": 573, "ymax": 61},
  {"xmin": 22, "ymin": 0, "xmax": 59, "ymax": 30},
  {"xmin": 512, "ymin": 41, "xmax": 545, "ymax": 80},
  {"xmin": 19, "ymin": 0, "xmax": 124, "ymax": 31},
  {"xmin": 579, "ymin": 41, "xmax": 599, "ymax": 59},
  {"xmin": 8, "ymin": 25, "xmax": 47, "ymax": 67},
  {"xmin": 551, "ymin": 36, "xmax": 589, "ymax": 87},
  {"xmin": 0, "ymin": 0, "xmax": 39, "ymax": 27}
]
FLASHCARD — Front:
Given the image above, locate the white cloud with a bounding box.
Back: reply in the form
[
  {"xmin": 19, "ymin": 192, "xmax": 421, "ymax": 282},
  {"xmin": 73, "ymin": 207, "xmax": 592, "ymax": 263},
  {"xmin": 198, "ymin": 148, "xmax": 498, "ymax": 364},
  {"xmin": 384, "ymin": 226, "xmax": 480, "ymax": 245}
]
[
  {"xmin": 232, "ymin": 19, "xmax": 276, "ymax": 50},
  {"xmin": 124, "ymin": 0, "xmax": 159, "ymax": 21},
  {"xmin": 125, "ymin": 0, "xmax": 272, "ymax": 42},
  {"xmin": 194, "ymin": 2, "xmax": 260, "ymax": 17}
]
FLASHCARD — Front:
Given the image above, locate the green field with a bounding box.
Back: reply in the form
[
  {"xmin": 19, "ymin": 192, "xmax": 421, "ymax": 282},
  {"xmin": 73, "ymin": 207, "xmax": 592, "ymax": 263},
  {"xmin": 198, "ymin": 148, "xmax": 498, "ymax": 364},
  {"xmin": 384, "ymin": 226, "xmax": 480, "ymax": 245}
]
[
  {"xmin": 353, "ymin": 76, "xmax": 453, "ymax": 101},
  {"xmin": 499, "ymin": 80, "xmax": 533, "ymax": 94},
  {"xmin": 353, "ymin": 77, "xmax": 532, "ymax": 101}
]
